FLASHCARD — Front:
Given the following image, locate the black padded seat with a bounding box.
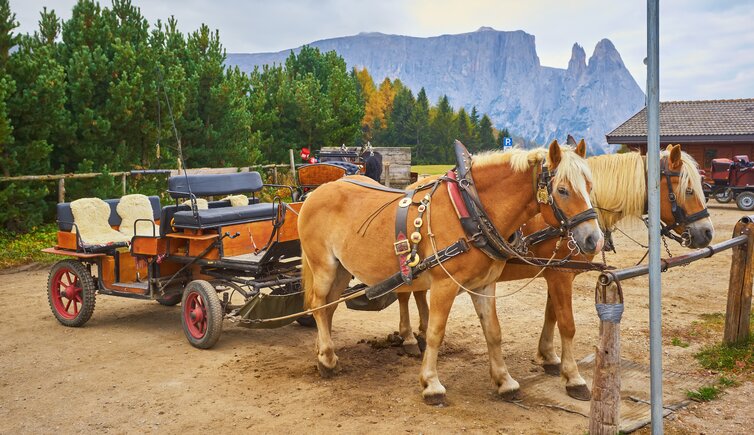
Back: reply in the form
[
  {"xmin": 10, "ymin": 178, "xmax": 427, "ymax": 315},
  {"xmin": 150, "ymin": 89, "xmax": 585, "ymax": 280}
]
[{"xmin": 172, "ymin": 203, "xmax": 278, "ymax": 229}]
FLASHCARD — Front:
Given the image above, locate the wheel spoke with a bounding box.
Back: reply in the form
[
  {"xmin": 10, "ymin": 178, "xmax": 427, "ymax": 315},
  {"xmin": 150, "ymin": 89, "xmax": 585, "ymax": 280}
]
[
  {"xmin": 64, "ymin": 271, "xmax": 73, "ymax": 285},
  {"xmin": 73, "ymin": 300, "xmax": 79, "ymax": 314},
  {"xmin": 65, "ymin": 298, "xmax": 72, "ymax": 312}
]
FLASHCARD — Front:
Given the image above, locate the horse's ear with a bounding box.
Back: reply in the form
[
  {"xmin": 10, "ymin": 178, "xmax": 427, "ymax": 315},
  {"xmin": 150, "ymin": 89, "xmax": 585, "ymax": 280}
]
[
  {"xmin": 669, "ymin": 144, "xmax": 682, "ymax": 171},
  {"xmin": 566, "ymin": 134, "xmax": 577, "ymax": 146},
  {"xmin": 665, "ymin": 144, "xmax": 674, "ymax": 152},
  {"xmin": 575, "ymin": 139, "xmax": 587, "ymax": 158},
  {"xmin": 548, "ymin": 140, "xmax": 562, "ymax": 169}
]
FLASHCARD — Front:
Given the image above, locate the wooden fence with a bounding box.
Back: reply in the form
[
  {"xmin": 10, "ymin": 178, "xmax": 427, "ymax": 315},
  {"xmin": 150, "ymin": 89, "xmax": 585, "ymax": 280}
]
[{"xmin": 589, "ymin": 215, "xmax": 754, "ymax": 433}]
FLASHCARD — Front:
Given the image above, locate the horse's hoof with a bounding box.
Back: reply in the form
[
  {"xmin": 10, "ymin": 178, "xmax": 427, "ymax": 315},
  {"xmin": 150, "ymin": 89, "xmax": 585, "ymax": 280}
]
[
  {"xmin": 543, "ymin": 363, "xmax": 561, "ymax": 376},
  {"xmin": 415, "ymin": 334, "xmax": 427, "ymax": 353},
  {"xmin": 500, "ymin": 389, "xmax": 522, "ymax": 402},
  {"xmin": 402, "ymin": 343, "xmax": 422, "ymax": 357},
  {"xmin": 423, "ymin": 393, "xmax": 446, "ymax": 406},
  {"xmin": 317, "ymin": 361, "xmax": 339, "ymax": 378},
  {"xmin": 566, "ymin": 384, "xmax": 592, "ymax": 401}
]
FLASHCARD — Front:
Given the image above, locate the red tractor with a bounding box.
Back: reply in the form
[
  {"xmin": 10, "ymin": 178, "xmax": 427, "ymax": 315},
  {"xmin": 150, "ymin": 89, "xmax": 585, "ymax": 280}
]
[{"xmin": 705, "ymin": 155, "xmax": 754, "ymax": 210}]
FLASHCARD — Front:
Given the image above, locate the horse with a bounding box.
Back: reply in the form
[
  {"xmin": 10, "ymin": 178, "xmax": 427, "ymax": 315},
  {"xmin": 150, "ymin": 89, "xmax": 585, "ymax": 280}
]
[
  {"xmin": 394, "ymin": 141, "xmax": 714, "ymax": 401},
  {"xmin": 298, "ymin": 140, "xmax": 604, "ymax": 404}
]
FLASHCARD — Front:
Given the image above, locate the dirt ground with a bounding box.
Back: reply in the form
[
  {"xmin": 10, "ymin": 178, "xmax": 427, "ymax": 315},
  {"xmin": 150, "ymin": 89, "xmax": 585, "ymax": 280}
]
[{"xmin": 1, "ymin": 203, "xmax": 753, "ymax": 434}]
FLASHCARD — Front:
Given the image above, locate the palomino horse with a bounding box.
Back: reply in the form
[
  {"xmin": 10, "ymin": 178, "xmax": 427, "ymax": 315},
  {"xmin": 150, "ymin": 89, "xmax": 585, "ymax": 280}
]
[
  {"xmin": 298, "ymin": 141, "xmax": 604, "ymax": 404},
  {"xmin": 395, "ymin": 142, "xmax": 714, "ymax": 400}
]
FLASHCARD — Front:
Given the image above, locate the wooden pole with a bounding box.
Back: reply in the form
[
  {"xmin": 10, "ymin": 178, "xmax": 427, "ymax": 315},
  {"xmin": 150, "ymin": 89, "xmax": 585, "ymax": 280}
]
[
  {"xmin": 724, "ymin": 218, "xmax": 754, "ymax": 345},
  {"xmin": 273, "ymin": 165, "xmax": 279, "ymax": 184},
  {"xmin": 289, "ymin": 149, "xmax": 297, "ymax": 185},
  {"xmin": 58, "ymin": 178, "xmax": 65, "ymax": 203},
  {"xmin": 384, "ymin": 162, "xmax": 391, "ymax": 187},
  {"xmin": 121, "ymin": 173, "xmax": 127, "ymax": 195},
  {"xmin": 589, "ymin": 282, "xmax": 622, "ymax": 435}
]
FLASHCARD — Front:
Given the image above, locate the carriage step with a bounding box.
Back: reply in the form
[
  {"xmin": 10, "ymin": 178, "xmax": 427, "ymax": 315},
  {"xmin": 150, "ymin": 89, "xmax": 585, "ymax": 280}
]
[{"xmin": 111, "ymin": 282, "xmax": 149, "ymax": 294}]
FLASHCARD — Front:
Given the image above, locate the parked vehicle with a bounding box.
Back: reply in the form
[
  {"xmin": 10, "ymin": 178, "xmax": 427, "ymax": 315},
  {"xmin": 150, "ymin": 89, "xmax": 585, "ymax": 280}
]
[{"xmin": 703, "ymin": 155, "xmax": 754, "ymax": 210}]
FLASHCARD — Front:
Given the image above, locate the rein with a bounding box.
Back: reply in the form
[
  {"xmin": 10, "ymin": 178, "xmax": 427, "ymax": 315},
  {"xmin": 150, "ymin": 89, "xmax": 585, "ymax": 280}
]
[{"xmin": 657, "ymin": 159, "xmax": 710, "ymax": 246}]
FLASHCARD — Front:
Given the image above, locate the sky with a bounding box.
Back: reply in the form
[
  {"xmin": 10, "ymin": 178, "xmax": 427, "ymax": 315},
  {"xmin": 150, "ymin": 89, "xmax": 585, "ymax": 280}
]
[{"xmin": 10, "ymin": 0, "xmax": 754, "ymax": 101}]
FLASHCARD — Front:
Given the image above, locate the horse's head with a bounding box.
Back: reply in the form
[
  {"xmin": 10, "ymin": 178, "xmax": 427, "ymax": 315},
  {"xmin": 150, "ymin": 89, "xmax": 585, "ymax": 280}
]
[
  {"xmin": 538, "ymin": 140, "xmax": 604, "ymax": 255},
  {"xmin": 659, "ymin": 144, "xmax": 714, "ymax": 248}
]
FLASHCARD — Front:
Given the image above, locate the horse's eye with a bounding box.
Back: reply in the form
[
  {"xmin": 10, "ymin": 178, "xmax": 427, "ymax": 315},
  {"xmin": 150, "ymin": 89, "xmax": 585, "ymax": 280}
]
[{"xmin": 557, "ymin": 186, "xmax": 569, "ymax": 196}]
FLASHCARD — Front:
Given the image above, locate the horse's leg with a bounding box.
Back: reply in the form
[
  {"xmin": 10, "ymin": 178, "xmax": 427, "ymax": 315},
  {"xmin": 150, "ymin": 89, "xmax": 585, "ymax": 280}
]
[
  {"xmin": 310, "ymin": 262, "xmax": 351, "ymax": 378},
  {"xmin": 537, "ymin": 274, "xmax": 561, "ymax": 376},
  {"xmin": 396, "ymin": 292, "xmax": 421, "ymax": 357},
  {"xmin": 550, "ymin": 277, "xmax": 591, "ymax": 401},
  {"xmin": 419, "ymin": 281, "xmax": 458, "ymax": 405},
  {"xmin": 415, "ymin": 291, "xmax": 429, "ymax": 342},
  {"xmin": 469, "ymin": 282, "xmax": 520, "ymax": 400}
]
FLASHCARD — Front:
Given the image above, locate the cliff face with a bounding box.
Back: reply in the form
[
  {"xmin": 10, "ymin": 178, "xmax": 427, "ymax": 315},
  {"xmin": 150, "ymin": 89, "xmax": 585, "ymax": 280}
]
[{"xmin": 227, "ymin": 28, "xmax": 645, "ymax": 154}]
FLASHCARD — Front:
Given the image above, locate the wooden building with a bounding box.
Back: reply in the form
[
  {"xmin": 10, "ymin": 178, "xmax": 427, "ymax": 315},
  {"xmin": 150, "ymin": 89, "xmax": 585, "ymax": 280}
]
[{"xmin": 606, "ymin": 99, "xmax": 754, "ymax": 170}]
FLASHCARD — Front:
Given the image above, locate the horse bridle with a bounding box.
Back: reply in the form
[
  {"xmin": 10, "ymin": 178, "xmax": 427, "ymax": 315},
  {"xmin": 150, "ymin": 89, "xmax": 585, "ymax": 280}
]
[{"xmin": 657, "ymin": 158, "xmax": 710, "ymax": 246}]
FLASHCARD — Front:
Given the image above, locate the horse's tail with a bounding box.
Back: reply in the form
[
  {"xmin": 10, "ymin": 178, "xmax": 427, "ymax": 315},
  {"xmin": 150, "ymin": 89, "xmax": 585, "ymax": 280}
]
[{"xmin": 302, "ymin": 249, "xmax": 315, "ymax": 309}]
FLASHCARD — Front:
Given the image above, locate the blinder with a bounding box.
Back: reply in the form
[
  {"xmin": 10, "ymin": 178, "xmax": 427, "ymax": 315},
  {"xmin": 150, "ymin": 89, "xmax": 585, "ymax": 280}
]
[{"xmin": 659, "ymin": 159, "xmax": 710, "ymax": 245}]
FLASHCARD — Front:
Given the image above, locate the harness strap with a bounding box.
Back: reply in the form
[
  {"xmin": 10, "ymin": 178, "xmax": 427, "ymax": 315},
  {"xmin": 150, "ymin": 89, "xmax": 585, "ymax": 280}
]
[
  {"xmin": 366, "ymin": 239, "xmax": 470, "ymax": 300},
  {"xmin": 394, "ymin": 189, "xmax": 416, "ymax": 283},
  {"xmin": 338, "ymin": 178, "xmax": 407, "ymax": 193}
]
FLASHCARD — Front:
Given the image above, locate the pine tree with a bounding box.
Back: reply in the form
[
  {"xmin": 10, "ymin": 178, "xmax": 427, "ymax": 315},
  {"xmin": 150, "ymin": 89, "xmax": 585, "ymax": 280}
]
[
  {"xmin": 430, "ymin": 95, "xmax": 457, "ymax": 163},
  {"xmin": 478, "ymin": 115, "xmax": 495, "ymax": 151}
]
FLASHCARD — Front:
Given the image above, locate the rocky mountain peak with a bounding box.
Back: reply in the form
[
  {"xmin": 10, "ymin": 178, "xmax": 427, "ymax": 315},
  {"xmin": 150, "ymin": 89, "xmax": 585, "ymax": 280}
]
[
  {"xmin": 476, "ymin": 26, "xmax": 496, "ymax": 32},
  {"xmin": 568, "ymin": 43, "xmax": 587, "ymax": 75},
  {"xmin": 588, "ymin": 38, "xmax": 625, "ymax": 71}
]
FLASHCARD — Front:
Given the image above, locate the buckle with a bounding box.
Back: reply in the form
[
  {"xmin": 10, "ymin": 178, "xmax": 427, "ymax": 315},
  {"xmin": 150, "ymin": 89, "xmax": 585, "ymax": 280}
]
[{"xmin": 394, "ymin": 239, "xmax": 411, "ymax": 255}]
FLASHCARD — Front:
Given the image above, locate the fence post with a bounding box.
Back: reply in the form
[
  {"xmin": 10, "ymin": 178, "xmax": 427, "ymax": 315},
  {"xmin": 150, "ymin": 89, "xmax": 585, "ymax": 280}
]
[
  {"xmin": 384, "ymin": 162, "xmax": 391, "ymax": 187},
  {"xmin": 273, "ymin": 165, "xmax": 279, "ymax": 184},
  {"xmin": 724, "ymin": 217, "xmax": 754, "ymax": 345},
  {"xmin": 121, "ymin": 173, "xmax": 127, "ymax": 195},
  {"xmin": 58, "ymin": 178, "xmax": 65, "ymax": 203},
  {"xmin": 589, "ymin": 282, "xmax": 623, "ymax": 435}
]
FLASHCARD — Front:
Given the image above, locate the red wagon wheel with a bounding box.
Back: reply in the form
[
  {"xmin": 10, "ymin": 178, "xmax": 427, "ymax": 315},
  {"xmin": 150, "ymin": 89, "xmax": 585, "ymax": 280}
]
[
  {"xmin": 181, "ymin": 280, "xmax": 223, "ymax": 349},
  {"xmin": 47, "ymin": 260, "xmax": 96, "ymax": 327}
]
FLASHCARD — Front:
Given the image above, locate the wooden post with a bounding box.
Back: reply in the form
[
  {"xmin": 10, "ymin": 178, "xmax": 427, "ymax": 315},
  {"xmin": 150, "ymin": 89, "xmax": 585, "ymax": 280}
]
[
  {"xmin": 724, "ymin": 218, "xmax": 754, "ymax": 345},
  {"xmin": 589, "ymin": 282, "xmax": 622, "ymax": 435},
  {"xmin": 384, "ymin": 162, "xmax": 391, "ymax": 187},
  {"xmin": 121, "ymin": 173, "xmax": 127, "ymax": 195},
  {"xmin": 289, "ymin": 149, "xmax": 297, "ymax": 185},
  {"xmin": 58, "ymin": 178, "xmax": 65, "ymax": 203},
  {"xmin": 273, "ymin": 165, "xmax": 279, "ymax": 184}
]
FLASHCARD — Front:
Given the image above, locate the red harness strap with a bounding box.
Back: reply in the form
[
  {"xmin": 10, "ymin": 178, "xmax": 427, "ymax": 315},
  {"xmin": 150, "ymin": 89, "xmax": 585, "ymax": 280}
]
[{"xmin": 446, "ymin": 170, "xmax": 470, "ymax": 219}]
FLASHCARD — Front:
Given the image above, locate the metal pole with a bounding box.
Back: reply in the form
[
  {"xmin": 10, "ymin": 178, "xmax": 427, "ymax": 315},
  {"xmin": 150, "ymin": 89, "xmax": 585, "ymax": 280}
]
[{"xmin": 647, "ymin": 0, "xmax": 663, "ymax": 433}]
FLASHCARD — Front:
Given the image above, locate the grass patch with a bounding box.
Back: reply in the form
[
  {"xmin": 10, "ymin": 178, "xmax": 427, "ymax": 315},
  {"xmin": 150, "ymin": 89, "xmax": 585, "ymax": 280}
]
[
  {"xmin": 686, "ymin": 385, "xmax": 721, "ymax": 402},
  {"xmin": 696, "ymin": 339, "xmax": 754, "ymax": 374},
  {"xmin": 0, "ymin": 224, "xmax": 58, "ymax": 269},
  {"xmin": 671, "ymin": 337, "xmax": 690, "ymax": 348},
  {"xmin": 411, "ymin": 165, "xmax": 454, "ymax": 176}
]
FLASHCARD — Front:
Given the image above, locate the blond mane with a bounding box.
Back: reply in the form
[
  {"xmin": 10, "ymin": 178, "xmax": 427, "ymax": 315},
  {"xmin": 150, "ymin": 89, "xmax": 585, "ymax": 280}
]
[
  {"xmin": 588, "ymin": 152, "xmax": 646, "ymax": 229},
  {"xmin": 588, "ymin": 150, "xmax": 704, "ymax": 230},
  {"xmin": 473, "ymin": 146, "xmax": 592, "ymax": 200}
]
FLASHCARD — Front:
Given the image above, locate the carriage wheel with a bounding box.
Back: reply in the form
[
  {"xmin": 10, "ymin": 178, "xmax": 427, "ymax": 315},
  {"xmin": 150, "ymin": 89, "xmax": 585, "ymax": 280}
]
[
  {"xmin": 181, "ymin": 280, "xmax": 223, "ymax": 349},
  {"xmin": 47, "ymin": 260, "xmax": 96, "ymax": 327},
  {"xmin": 156, "ymin": 293, "xmax": 182, "ymax": 306},
  {"xmin": 736, "ymin": 191, "xmax": 754, "ymax": 211},
  {"xmin": 715, "ymin": 188, "xmax": 733, "ymax": 203}
]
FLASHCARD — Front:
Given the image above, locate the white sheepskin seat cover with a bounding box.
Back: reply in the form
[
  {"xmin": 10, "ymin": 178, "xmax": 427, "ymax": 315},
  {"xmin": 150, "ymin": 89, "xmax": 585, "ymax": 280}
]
[
  {"xmin": 221, "ymin": 195, "xmax": 249, "ymax": 207},
  {"xmin": 117, "ymin": 194, "xmax": 155, "ymax": 237},
  {"xmin": 181, "ymin": 198, "xmax": 208, "ymax": 209},
  {"xmin": 70, "ymin": 198, "xmax": 131, "ymax": 245}
]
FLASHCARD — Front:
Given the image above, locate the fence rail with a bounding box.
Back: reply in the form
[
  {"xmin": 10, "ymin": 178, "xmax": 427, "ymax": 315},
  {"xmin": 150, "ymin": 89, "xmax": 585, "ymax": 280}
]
[{"xmin": 0, "ymin": 164, "xmax": 296, "ymax": 203}]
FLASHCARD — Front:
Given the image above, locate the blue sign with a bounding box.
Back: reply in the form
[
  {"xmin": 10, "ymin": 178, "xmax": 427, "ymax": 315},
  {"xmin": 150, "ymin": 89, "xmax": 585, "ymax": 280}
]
[{"xmin": 503, "ymin": 136, "xmax": 512, "ymax": 150}]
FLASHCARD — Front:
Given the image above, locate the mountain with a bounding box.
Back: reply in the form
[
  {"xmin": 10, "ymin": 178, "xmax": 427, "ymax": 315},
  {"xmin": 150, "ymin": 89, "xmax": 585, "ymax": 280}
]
[{"xmin": 226, "ymin": 28, "xmax": 645, "ymax": 154}]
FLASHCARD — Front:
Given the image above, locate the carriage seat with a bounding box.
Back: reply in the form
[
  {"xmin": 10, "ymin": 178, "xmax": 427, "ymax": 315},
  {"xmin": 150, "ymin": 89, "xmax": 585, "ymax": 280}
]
[
  {"xmin": 171, "ymin": 202, "xmax": 279, "ymax": 229},
  {"xmin": 57, "ymin": 196, "xmax": 161, "ymax": 252}
]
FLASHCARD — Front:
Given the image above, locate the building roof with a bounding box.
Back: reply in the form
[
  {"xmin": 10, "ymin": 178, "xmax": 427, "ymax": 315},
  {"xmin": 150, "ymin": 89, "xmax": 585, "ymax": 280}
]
[{"xmin": 606, "ymin": 98, "xmax": 754, "ymax": 144}]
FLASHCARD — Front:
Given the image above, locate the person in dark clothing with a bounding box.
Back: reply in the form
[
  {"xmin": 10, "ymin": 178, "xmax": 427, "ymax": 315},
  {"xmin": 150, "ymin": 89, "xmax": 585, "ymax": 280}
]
[{"xmin": 363, "ymin": 151, "xmax": 383, "ymax": 183}]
